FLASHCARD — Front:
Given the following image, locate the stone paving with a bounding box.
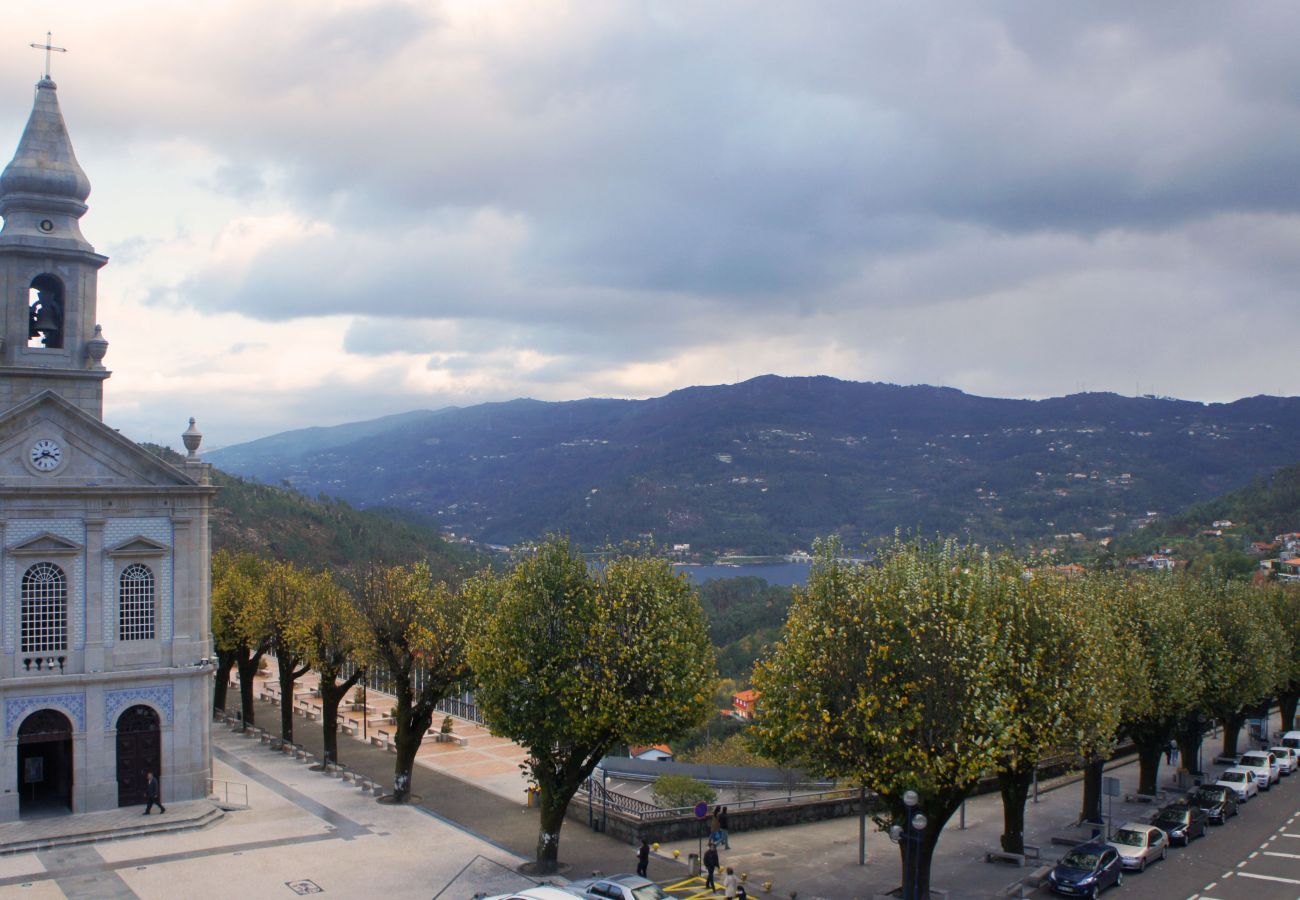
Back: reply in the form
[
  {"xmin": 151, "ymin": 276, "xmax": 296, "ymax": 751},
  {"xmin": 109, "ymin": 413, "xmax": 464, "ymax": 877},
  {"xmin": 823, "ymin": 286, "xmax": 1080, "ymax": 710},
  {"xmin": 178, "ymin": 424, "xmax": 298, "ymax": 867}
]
[{"xmin": 3, "ymin": 666, "xmax": 1292, "ymax": 900}]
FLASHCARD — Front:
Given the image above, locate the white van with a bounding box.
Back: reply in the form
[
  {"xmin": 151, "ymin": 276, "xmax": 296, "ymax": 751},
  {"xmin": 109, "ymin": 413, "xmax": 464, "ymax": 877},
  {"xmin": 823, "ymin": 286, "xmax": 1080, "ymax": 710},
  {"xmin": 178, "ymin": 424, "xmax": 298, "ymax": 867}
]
[{"xmin": 1281, "ymin": 730, "xmax": 1300, "ymax": 751}]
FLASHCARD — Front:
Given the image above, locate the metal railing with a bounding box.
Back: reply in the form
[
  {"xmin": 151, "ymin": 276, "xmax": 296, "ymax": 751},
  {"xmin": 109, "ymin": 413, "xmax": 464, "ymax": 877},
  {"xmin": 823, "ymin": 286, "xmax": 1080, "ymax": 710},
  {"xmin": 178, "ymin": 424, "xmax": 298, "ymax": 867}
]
[
  {"xmin": 577, "ymin": 775, "xmax": 859, "ymax": 823},
  {"xmin": 207, "ymin": 778, "xmax": 249, "ymax": 809}
]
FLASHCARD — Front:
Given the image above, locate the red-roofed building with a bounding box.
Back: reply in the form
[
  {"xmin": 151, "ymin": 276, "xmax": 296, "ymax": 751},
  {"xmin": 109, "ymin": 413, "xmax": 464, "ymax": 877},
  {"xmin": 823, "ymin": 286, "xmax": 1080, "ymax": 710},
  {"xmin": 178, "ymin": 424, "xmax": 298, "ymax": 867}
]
[
  {"xmin": 629, "ymin": 744, "xmax": 673, "ymax": 762},
  {"xmin": 733, "ymin": 690, "xmax": 761, "ymax": 721}
]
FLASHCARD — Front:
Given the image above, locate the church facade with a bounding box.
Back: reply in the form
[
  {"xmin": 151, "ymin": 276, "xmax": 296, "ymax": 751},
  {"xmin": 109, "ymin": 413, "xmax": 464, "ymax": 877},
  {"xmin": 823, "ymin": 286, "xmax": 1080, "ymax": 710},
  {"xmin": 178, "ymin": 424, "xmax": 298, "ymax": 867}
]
[{"xmin": 0, "ymin": 75, "xmax": 213, "ymax": 819}]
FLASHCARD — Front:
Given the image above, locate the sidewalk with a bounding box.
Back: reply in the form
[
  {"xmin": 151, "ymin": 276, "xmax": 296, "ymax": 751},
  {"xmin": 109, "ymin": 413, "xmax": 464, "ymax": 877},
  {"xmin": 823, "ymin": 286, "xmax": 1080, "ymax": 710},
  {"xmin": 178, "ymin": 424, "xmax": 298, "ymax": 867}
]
[{"xmin": 233, "ymin": 665, "xmax": 1291, "ymax": 900}]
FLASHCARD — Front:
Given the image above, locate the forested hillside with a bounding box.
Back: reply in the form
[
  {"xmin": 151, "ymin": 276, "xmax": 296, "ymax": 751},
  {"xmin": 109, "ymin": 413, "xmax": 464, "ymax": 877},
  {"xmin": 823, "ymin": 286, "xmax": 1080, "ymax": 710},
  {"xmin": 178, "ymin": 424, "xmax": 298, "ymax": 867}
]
[
  {"xmin": 145, "ymin": 445, "xmax": 475, "ymax": 582},
  {"xmin": 209, "ymin": 376, "xmax": 1300, "ymax": 555}
]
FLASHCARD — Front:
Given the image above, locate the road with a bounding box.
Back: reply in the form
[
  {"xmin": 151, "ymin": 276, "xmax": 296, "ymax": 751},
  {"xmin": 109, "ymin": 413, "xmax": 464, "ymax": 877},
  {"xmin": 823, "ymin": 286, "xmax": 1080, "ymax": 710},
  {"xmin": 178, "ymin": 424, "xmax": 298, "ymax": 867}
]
[{"xmin": 1035, "ymin": 771, "xmax": 1300, "ymax": 900}]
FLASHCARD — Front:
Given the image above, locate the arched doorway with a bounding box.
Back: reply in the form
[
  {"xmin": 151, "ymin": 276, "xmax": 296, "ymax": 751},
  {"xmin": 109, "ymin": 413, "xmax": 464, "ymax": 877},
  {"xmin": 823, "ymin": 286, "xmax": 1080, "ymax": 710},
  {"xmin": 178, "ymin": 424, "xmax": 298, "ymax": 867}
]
[
  {"xmin": 17, "ymin": 709, "xmax": 73, "ymax": 816},
  {"xmin": 116, "ymin": 705, "xmax": 161, "ymax": 807}
]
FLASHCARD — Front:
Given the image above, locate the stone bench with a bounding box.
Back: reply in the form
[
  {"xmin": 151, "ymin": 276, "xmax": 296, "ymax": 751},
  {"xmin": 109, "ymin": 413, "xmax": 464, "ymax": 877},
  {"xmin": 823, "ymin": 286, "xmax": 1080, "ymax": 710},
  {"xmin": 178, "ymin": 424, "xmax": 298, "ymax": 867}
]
[
  {"xmin": 985, "ymin": 845, "xmax": 1039, "ymax": 867},
  {"xmin": 432, "ymin": 732, "xmax": 469, "ymax": 747}
]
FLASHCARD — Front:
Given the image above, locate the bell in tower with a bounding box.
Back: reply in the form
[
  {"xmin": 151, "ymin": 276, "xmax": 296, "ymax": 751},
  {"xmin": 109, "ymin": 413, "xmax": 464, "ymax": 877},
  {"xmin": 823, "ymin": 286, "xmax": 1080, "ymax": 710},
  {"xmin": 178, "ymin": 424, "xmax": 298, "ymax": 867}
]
[{"xmin": 0, "ymin": 71, "xmax": 111, "ymax": 419}]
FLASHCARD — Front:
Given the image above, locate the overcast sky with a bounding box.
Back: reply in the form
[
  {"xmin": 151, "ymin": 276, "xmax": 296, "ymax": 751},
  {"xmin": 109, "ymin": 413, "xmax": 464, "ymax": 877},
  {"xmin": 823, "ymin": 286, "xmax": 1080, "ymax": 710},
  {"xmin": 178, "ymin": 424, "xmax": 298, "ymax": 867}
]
[{"xmin": 5, "ymin": 1, "xmax": 1299, "ymax": 448}]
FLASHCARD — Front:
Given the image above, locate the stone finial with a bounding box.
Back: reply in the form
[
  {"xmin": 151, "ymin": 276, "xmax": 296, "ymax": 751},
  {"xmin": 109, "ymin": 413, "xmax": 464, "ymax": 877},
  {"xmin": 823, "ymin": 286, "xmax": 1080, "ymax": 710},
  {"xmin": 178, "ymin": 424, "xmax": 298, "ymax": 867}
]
[
  {"xmin": 85, "ymin": 324, "xmax": 108, "ymax": 368},
  {"xmin": 182, "ymin": 417, "xmax": 202, "ymax": 458}
]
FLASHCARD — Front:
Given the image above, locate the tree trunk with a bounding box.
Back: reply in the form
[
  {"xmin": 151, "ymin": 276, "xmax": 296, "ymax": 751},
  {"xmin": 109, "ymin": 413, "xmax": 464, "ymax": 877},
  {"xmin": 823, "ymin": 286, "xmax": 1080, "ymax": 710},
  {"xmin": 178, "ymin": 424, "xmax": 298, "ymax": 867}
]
[
  {"xmin": 1222, "ymin": 711, "xmax": 1246, "ymax": 757},
  {"xmin": 1176, "ymin": 716, "xmax": 1203, "ymax": 777},
  {"xmin": 213, "ymin": 651, "xmax": 236, "ymax": 714},
  {"xmin": 536, "ymin": 783, "xmax": 567, "ymax": 874},
  {"xmin": 897, "ymin": 792, "xmax": 963, "ymax": 900},
  {"xmin": 1281, "ymin": 689, "xmax": 1299, "ymax": 735},
  {"xmin": 1136, "ymin": 740, "xmax": 1163, "ymax": 796},
  {"xmin": 275, "ymin": 653, "xmax": 311, "ymax": 744},
  {"xmin": 318, "ymin": 667, "xmax": 363, "ymax": 766},
  {"xmin": 1080, "ymin": 754, "xmax": 1105, "ymax": 824},
  {"xmin": 235, "ymin": 651, "xmax": 263, "ymax": 728},
  {"xmin": 389, "ymin": 688, "xmax": 434, "ymax": 802},
  {"xmin": 997, "ymin": 766, "xmax": 1032, "ymax": 854}
]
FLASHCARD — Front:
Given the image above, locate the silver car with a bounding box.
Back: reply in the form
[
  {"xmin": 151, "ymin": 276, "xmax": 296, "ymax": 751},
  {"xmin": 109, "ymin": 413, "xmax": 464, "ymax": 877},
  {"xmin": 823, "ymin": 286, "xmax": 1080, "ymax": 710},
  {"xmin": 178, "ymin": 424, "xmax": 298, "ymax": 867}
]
[
  {"xmin": 1106, "ymin": 823, "xmax": 1168, "ymax": 872},
  {"xmin": 564, "ymin": 874, "xmax": 670, "ymax": 900},
  {"xmin": 1215, "ymin": 767, "xmax": 1259, "ymax": 802}
]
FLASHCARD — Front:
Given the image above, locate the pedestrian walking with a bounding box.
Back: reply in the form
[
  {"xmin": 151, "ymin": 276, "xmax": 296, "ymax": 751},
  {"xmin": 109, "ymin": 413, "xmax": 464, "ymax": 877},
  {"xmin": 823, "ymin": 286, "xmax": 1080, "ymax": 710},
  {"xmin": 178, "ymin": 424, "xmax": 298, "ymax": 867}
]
[
  {"xmin": 711, "ymin": 805, "xmax": 722, "ymax": 844},
  {"xmin": 719, "ymin": 806, "xmax": 731, "ymax": 849},
  {"xmin": 637, "ymin": 839, "xmax": 650, "ymax": 878},
  {"xmin": 1165, "ymin": 741, "xmax": 1175, "ymax": 764},
  {"xmin": 143, "ymin": 771, "xmax": 165, "ymax": 815},
  {"xmin": 703, "ymin": 842, "xmax": 719, "ymax": 892},
  {"xmin": 724, "ymin": 867, "xmax": 739, "ymax": 898}
]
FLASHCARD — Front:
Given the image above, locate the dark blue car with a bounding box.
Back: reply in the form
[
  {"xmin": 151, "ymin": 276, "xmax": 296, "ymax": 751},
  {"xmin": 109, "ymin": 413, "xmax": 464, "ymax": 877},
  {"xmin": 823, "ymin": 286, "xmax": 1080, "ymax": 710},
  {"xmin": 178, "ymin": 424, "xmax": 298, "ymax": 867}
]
[{"xmin": 1047, "ymin": 841, "xmax": 1124, "ymax": 898}]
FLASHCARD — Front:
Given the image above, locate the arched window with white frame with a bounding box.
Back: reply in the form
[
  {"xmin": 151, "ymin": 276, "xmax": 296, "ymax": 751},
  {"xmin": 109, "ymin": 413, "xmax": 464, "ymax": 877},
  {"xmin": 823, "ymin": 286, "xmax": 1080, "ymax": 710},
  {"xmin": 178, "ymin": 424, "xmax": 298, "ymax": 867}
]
[
  {"xmin": 21, "ymin": 561, "xmax": 67, "ymax": 653},
  {"xmin": 118, "ymin": 562, "xmax": 155, "ymax": 641}
]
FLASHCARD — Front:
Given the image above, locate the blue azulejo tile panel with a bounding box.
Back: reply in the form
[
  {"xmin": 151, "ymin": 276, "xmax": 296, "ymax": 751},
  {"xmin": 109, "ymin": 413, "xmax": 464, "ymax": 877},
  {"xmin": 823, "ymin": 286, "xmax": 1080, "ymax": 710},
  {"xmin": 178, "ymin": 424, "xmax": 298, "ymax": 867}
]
[
  {"xmin": 5, "ymin": 692, "xmax": 87, "ymax": 735},
  {"xmin": 104, "ymin": 684, "xmax": 173, "ymax": 730}
]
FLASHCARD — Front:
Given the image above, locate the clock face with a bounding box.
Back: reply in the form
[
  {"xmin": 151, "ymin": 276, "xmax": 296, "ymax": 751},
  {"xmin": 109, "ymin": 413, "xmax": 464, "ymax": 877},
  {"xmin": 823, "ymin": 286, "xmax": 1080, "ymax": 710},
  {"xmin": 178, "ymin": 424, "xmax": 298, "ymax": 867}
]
[{"xmin": 30, "ymin": 439, "xmax": 62, "ymax": 472}]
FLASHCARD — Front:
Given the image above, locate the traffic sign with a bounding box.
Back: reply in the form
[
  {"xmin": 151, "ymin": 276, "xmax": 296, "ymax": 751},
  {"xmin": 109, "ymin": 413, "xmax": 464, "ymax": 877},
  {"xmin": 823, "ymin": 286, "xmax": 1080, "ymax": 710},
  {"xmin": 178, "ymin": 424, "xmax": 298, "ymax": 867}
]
[{"xmin": 694, "ymin": 801, "xmax": 709, "ymax": 819}]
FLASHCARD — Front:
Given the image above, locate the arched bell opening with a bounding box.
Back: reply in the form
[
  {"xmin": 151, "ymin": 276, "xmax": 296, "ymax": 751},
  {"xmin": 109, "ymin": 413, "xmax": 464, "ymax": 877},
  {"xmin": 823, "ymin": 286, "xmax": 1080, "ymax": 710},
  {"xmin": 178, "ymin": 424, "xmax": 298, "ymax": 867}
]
[
  {"xmin": 27, "ymin": 273, "xmax": 65, "ymax": 349},
  {"xmin": 17, "ymin": 708, "xmax": 73, "ymax": 816},
  {"xmin": 116, "ymin": 705, "xmax": 161, "ymax": 807}
]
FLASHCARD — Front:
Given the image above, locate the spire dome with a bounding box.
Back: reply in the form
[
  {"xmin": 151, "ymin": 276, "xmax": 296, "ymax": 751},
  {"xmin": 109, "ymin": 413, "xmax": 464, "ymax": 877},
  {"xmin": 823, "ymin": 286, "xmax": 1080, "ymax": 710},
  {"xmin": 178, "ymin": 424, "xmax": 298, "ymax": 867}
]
[{"xmin": 0, "ymin": 78, "xmax": 90, "ymax": 206}]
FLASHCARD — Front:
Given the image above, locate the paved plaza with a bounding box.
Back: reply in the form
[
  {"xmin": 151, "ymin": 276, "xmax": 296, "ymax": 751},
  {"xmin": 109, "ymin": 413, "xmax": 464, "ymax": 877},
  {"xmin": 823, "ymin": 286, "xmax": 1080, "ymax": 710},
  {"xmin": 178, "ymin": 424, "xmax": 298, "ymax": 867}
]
[{"xmin": 1, "ymin": 669, "xmax": 1296, "ymax": 899}]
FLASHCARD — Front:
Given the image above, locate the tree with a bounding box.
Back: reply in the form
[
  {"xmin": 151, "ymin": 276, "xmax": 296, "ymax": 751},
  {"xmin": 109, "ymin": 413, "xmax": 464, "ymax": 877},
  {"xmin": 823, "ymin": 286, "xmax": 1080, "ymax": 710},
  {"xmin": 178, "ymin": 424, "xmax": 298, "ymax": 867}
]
[
  {"xmin": 991, "ymin": 569, "xmax": 1126, "ymax": 854},
  {"xmin": 1201, "ymin": 579, "xmax": 1285, "ymax": 758},
  {"xmin": 468, "ymin": 539, "xmax": 716, "ymax": 873},
  {"xmin": 287, "ymin": 568, "xmax": 366, "ymax": 765},
  {"xmin": 652, "ymin": 774, "xmax": 716, "ymax": 808},
  {"xmin": 351, "ymin": 562, "xmax": 470, "ymax": 801},
  {"xmin": 1118, "ymin": 574, "xmax": 1204, "ymax": 796},
  {"xmin": 259, "ymin": 561, "xmax": 315, "ymax": 744},
  {"xmin": 1271, "ymin": 583, "xmax": 1300, "ymax": 733},
  {"xmin": 753, "ymin": 538, "xmax": 1014, "ymax": 900},
  {"xmin": 211, "ymin": 550, "xmax": 271, "ymax": 727}
]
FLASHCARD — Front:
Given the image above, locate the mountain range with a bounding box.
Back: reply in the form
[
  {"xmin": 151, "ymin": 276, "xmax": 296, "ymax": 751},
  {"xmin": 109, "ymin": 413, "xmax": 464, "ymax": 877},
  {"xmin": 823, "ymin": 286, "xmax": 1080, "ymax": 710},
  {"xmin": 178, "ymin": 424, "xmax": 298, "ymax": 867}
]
[{"xmin": 207, "ymin": 376, "xmax": 1300, "ymax": 555}]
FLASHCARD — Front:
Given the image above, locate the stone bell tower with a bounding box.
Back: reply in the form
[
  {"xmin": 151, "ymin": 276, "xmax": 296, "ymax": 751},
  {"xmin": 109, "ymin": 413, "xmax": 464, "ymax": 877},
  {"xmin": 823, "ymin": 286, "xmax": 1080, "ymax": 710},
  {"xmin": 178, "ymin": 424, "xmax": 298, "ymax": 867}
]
[{"xmin": 0, "ymin": 75, "xmax": 110, "ymax": 420}]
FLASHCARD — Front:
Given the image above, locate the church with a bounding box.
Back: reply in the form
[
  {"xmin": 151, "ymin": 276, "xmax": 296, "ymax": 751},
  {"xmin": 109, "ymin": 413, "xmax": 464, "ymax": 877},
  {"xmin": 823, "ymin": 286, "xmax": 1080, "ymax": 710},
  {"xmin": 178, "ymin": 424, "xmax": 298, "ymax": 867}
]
[{"xmin": 0, "ymin": 70, "xmax": 213, "ymax": 819}]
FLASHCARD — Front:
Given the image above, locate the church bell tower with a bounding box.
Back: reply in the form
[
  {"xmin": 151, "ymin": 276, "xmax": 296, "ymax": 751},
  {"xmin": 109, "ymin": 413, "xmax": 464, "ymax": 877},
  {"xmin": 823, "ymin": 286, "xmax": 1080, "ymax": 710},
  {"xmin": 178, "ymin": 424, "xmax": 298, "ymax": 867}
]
[{"xmin": 0, "ymin": 75, "xmax": 109, "ymax": 420}]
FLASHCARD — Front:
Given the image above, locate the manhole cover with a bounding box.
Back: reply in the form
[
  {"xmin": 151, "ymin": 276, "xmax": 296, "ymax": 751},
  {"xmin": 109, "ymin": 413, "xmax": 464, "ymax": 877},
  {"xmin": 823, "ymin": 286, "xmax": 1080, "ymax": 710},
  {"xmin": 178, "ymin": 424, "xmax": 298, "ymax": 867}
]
[{"xmin": 286, "ymin": 880, "xmax": 324, "ymax": 895}]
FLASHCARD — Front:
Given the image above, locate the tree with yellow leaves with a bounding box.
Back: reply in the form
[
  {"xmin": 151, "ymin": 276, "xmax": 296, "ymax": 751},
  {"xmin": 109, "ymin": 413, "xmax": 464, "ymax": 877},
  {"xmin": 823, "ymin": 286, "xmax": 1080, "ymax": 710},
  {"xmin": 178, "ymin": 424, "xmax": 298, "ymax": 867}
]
[
  {"xmin": 351, "ymin": 562, "xmax": 471, "ymax": 802},
  {"xmin": 754, "ymin": 538, "xmax": 1014, "ymax": 899},
  {"xmin": 211, "ymin": 550, "xmax": 271, "ymax": 727},
  {"xmin": 285, "ymin": 568, "xmax": 366, "ymax": 765},
  {"xmin": 467, "ymin": 539, "xmax": 715, "ymax": 874}
]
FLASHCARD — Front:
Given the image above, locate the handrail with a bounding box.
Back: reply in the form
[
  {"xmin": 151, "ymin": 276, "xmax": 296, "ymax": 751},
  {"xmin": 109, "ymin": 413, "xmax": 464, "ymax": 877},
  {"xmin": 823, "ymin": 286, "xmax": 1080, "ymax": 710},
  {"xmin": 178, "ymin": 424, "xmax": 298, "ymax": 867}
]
[{"xmin": 208, "ymin": 777, "xmax": 249, "ymax": 809}]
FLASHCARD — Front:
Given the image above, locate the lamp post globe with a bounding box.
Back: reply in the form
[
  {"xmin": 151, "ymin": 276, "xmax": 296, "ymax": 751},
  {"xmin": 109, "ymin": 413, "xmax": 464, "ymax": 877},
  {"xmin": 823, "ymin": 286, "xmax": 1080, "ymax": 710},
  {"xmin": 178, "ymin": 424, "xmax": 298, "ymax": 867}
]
[
  {"xmin": 903, "ymin": 789, "xmax": 919, "ymax": 808},
  {"xmin": 911, "ymin": 812, "xmax": 927, "ymax": 831}
]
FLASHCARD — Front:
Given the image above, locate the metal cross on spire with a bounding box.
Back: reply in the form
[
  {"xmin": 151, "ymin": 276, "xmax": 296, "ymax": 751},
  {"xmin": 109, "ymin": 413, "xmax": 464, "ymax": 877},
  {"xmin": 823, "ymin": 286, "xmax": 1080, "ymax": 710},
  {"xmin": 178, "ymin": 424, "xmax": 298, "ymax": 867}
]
[{"xmin": 29, "ymin": 32, "xmax": 67, "ymax": 80}]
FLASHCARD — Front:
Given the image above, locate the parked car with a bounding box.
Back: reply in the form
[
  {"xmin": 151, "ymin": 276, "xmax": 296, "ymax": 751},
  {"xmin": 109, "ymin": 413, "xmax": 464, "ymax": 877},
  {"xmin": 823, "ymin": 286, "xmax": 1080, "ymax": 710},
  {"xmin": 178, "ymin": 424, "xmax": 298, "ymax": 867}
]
[
  {"xmin": 1191, "ymin": 784, "xmax": 1239, "ymax": 824},
  {"xmin": 1107, "ymin": 823, "xmax": 1168, "ymax": 871},
  {"xmin": 478, "ymin": 889, "xmax": 586, "ymax": 900},
  {"xmin": 1238, "ymin": 751, "xmax": 1279, "ymax": 789},
  {"xmin": 564, "ymin": 875, "xmax": 669, "ymax": 900},
  {"xmin": 1046, "ymin": 842, "xmax": 1124, "ymax": 897},
  {"xmin": 1215, "ymin": 767, "xmax": 1260, "ymax": 802},
  {"xmin": 1152, "ymin": 801, "xmax": 1208, "ymax": 846},
  {"xmin": 1281, "ymin": 730, "xmax": 1300, "ymax": 752},
  {"xmin": 1268, "ymin": 745, "xmax": 1298, "ymax": 775}
]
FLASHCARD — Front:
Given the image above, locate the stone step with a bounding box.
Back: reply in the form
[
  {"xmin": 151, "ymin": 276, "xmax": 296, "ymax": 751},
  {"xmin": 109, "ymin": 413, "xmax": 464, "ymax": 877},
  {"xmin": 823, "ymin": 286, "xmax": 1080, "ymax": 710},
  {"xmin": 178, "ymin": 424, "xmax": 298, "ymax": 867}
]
[{"xmin": 0, "ymin": 806, "xmax": 224, "ymax": 856}]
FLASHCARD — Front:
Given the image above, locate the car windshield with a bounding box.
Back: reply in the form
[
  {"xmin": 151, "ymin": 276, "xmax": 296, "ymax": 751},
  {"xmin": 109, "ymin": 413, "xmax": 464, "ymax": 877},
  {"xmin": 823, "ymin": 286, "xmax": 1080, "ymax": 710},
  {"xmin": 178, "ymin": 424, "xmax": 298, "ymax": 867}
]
[
  {"xmin": 631, "ymin": 886, "xmax": 669, "ymax": 900},
  {"xmin": 1062, "ymin": 851, "xmax": 1100, "ymax": 869},
  {"xmin": 1113, "ymin": 829, "xmax": 1145, "ymax": 846},
  {"xmin": 1242, "ymin": 755, "xmax": 1267, "ymax": 766},
  {"xmin": 1194, "ymin": 788, "xmax": 1225, "ymax": 803},
  {"xmin": 1220, "ymin": 771, "xmax": 1246, "ymax": 782}
]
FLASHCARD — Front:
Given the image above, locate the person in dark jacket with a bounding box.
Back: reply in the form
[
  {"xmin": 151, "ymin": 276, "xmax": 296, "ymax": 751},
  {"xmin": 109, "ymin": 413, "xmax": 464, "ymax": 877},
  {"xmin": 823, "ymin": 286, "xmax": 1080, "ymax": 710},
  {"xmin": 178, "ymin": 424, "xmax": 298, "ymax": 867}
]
[
  {"xmin": 637, "ymin": 839, "xmax": 650, "ymax": 877},
  {"xmin": 143, "ymin": 771, "xmax": 165, "ymax": 815},
  {"xmin": 719, "ymin": 806, "xmax": 731, "ymax": 849},
  {"xmin": 703, "ymin": 843, "xmax": 720, "ymax": 891}
]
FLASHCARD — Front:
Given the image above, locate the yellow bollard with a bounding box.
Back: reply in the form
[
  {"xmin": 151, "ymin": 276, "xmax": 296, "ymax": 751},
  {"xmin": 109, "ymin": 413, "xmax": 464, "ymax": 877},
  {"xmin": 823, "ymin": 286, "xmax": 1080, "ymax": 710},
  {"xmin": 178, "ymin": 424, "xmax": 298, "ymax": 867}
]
[
  {"xmin": 672, "ymin": 849, "xmax": 681, "ymax": 859},
  {"xmin": 653, "ymin": 843, "xmax": 660, "ymax": 851},
  {"xmin": 762, "ymin": 881, "xmax": 773, "ymax": 893}
]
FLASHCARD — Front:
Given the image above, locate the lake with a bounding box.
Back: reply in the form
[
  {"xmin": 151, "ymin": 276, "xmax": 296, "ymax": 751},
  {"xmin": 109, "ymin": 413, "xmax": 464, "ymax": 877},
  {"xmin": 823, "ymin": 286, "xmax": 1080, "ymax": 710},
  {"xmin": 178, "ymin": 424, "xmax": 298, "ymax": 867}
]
[{"xmin": 673, "ymin": 561, "xmax": 811, "ymax": 587}]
